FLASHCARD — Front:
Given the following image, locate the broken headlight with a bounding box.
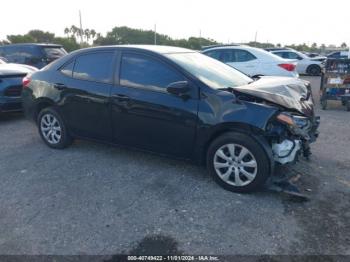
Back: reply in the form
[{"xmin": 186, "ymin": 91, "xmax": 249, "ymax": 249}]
[{"xmin": 276, "ymin": 113, "xmax": 310, "ymax": 130}]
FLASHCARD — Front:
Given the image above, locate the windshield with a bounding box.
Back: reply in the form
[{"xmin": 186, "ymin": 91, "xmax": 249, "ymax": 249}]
[{"xmin": 166, "ymin": 52, "xmax": 252, "ymax": 89}]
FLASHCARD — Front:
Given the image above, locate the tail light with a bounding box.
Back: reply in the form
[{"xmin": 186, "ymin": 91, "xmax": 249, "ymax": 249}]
[
  {"xmin": 22, "ymin": 76, "xmax": 31, "ymax": 88},
  {"xmin": 278, "ymin": 63, "xmax": 296, "ymax": 72}
]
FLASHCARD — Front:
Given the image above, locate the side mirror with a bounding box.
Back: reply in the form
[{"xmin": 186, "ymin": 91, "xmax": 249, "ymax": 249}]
[
  {"xmin": 166, "ymin": 81, "xmax": 190, "ymax": 96},
  {"xmin": 297, "ymin": 56, "xmax": 303, "ymax": 60}
]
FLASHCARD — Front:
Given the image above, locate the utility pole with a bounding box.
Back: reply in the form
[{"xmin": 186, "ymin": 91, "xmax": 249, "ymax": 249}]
[
  {"xmin": 79, "ymin": 10, "xmax": 84, "ymax": 44},
  {"xmin": 154, "ymin": 24, "xmax": 157, "ymax": 45},
  {"xmin": 254, "ymin": 31, "xmax": 258, "ymax": 46}
]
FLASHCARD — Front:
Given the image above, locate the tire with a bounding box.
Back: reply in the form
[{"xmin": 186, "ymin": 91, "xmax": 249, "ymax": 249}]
[
  {"xmin": 207, "ymin": 132, "xmax": 271, "ymax": 193},
  {"xmin": 321, "ymin": 99, "xmax": 327, "ymax": 110},
  {"xmin": 37, "ymin": 107, "xmax": 73, "ymax": 149},
  {"xmin": 346, "ymin": 100, "xmax": 350, "ymax": 112},
  {"xmin": 307, "ymin": 65, "xmax": 321, "ymax": 76}
]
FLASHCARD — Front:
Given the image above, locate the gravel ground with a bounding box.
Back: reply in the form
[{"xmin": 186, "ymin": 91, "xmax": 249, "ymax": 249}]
[{"xmin": 0, "ymin": 76, "xmax": 349, "ymax": 257}]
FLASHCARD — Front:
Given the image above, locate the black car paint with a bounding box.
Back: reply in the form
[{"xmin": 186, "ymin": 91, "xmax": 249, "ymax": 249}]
[{"xmin": 22, "ymin": 46, "xmax": 312, "ymax": 164}]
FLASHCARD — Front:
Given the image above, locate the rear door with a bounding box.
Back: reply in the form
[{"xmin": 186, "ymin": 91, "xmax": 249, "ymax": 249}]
[
  {"xmin": 110, "ymin": 51, "xmax": 198, "ymax": 158},
  {"xmin": 57, "ymin": 51, "xmax": 116, "ymax": 140},
  {"xmin": 205, "ymin": 49, "xmax": 258, "ymax": 76},
  {"xmin": 229, "ymin": 49, "xmax": 259, "ymax": 76}
]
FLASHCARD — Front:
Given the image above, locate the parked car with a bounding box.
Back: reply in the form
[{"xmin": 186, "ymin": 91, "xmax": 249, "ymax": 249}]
[
  {"xmin": 266, "ymin": 48, "xmax": 325, "ymax": 75},
  {"xmin": 303, "ymin": 52, "xmax": 322, "ymax": 58},
  {"xmin": 202, "ymin": 45, "xmax": 298, "ymax": 78},
  {"xmin": 0, "ymin": 57, "xmax": 8, "ymax": 64},
  {"xmin": 0, "ymin": 63, "xmax": 37, "ymax": 113},
  {"xmin": 22, "ymin": 45, "xmax": 319, "ymax": 193},
  {"xmin": 0, "ymin": 43, "xmax": 67, "ymax": 69},
  {"xmin": 327, "ymin": 51, "xmax": 349, "ymax": 59}
]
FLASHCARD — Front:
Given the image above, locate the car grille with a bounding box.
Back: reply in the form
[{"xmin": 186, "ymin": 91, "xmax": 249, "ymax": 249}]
[{"xmin": 4, "ymin": 85, "xmax": 22, "ymax": 97}]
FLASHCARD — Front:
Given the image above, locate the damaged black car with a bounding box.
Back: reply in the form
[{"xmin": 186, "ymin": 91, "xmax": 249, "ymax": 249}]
[{"xmin": 22, "ymin": 45, "xmax": 320, "ymax": 193}]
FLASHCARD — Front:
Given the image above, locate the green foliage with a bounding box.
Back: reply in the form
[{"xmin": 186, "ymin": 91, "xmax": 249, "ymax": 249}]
[
  {"xmin": 28, "ymin": 30, "xmax": 55, "ymax": 42},
  {"xmin": 53, "ymin": 37, "xmax": 80, "ymax": 52},
  {"xmin": 6, "ymin": 34, "xmax": 35, "ymax": 43},
  {"xmin": 245, "ymin": 41, "xmax": 275, "ymax": 48},
  {"xmin": 93, "ymin": 26, "xmax": 217, "ymax": 49},
  {"xmin": 5, "ymin": 30, "xmax": 81, "ymax": 52},
  {"xmin": 2, "ymin": 26, "xmax": 348, "ymax": 54}
]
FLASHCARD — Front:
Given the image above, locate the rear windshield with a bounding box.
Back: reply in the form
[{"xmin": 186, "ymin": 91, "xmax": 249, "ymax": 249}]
[{"xmin": 43, "ymin": 47, "xmax": 67, "ymax": 59}]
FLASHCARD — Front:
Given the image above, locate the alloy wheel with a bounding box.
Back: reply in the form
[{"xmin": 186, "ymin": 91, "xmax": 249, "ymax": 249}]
[
  {"xmin": 40, "ymin": 113, "xmax": 62, "ymax": 144},
  {"xmin": 213, "ymin": 143, "xmax": 257, "ymax": 187}
]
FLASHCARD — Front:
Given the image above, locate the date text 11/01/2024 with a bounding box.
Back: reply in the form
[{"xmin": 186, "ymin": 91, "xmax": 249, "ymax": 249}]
[{"xmin": 127, "ymin": 255, "xmax": 219, "ymax": 261}]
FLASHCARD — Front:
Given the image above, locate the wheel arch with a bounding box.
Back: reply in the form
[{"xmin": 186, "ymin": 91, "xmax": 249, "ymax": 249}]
[
  {"xmin": 306, "ymin": 64, "xmax": 321, "ymax": 75},
  {"xmin": 33, "ymin": 98, "xmax": 55, "ymax": 121},
  {"xmin": 198, "ymin": 122, "xmax": 273, "ymax": 168}
]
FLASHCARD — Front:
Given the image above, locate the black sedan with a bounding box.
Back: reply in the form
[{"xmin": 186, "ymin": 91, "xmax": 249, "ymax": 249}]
[{"xmin": 22, "ymin": 45, "xmax": 319, "ymax": 193}]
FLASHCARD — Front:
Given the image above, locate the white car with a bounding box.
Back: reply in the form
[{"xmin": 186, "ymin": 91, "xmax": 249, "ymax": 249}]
[
  {"xmin": 268, "ymin": 48, "xmax": 324, "ymax": 76},
  {"xmin": 202, "ymin": 45, "xmax": 299, "ymax": 78}
]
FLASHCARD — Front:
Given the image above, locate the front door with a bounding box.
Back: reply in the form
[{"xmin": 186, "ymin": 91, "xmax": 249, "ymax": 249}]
[{"xmin": 111, "ymin": 52, "xmax": 198, "ymax": 158}]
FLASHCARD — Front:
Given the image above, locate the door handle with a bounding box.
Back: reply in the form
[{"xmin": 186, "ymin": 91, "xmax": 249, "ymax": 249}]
[
  {"xmin": 53, "ymin": 83, "xmax": 67, "ymax": 90},
  {"xmin": 112, "ymin": 94, "xmax": 130, "ymax": 101}
]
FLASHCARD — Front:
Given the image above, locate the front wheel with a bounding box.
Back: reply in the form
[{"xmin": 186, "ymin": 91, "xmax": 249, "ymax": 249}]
[
  {"xmin": 207, "ymin": 132, "xmax": 271, "ymax": 193},
  {"xmin": 37, "ymin": 107, "xmax": 73, "ymax": 149}
]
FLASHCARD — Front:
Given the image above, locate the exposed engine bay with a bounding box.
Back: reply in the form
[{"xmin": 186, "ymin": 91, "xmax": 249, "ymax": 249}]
[{"xmin": 230, "ymin": 76, "xmax": 320, "ymax": 165}]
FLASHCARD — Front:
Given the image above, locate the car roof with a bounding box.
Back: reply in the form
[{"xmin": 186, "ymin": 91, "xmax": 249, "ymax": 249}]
[
  {"xmin": 0, "ymin": 43, "xmax": 63, "ymax": 48},
  {"xmin": 74, "ymin": 45, "xmax": 195, "ymax": 55},
  {"xmin": 265, "ymin": 47, "xmax": 293, "ymax": 51}
]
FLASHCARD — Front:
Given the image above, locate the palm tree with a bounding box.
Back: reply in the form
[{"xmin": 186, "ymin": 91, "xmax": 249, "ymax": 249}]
[
  {"xmin": 90, "ymin": 29, "xmax": 96, "ymax": 40},
  {"xmin": 64, "ymin": 27, "xmax": 70, "ymax": 37},
  {"xmin": 84, "ymin": 29, "xmax": 90, "ymax": 43},
  {"xmin": 70, "ymin": 25, "xmax": 79, "ymax": 39}
]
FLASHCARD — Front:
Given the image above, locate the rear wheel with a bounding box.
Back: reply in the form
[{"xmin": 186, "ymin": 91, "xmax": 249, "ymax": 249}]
[
  {"xmin": 307, "ymin": 65, "xmax": 321, "ymax": 76},
  {"xmin": 207, "ymin": 132, "xmax": 271, "ymax": 193},
  {"xmin": 346, "ymin": 100, "xmax": 350, "ymax": 111},
  {"xmin": 37, "ymin": 107, "xmax": 72, "ymax": 149}
]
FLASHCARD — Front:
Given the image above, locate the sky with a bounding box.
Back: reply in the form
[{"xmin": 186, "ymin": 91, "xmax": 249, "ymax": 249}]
[{"xmin": 1, "ymin": 0, "xmax": 349, "ymax": 46}]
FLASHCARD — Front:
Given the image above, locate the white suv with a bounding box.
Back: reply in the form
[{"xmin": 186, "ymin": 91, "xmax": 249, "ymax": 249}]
[{"xmin": 202, "ymin": 45, "xmax": 299, "ymax": 78}]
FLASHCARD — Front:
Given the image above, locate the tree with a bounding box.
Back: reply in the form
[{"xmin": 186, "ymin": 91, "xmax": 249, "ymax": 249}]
[
  {"xmin": 93, "ymin": 26, "xmax": 217, "ymax": 49},
  {"xmin": 64, "ymin": 27, "xmax": 70, "ymax": 37},
  {"xmin": 7, "ymin": 34, "xmax": 35, "ymax": 43},
  {"xmin": 341, "ymin": 42, "xmax": 347, "ymax": 48},
  {"xmin": 54, "ymin": 37, "xmax": 80, "ymax": 52},
  {"xmin": 27, "ymin": 30, "xmax": 55, "ymax": 43}
]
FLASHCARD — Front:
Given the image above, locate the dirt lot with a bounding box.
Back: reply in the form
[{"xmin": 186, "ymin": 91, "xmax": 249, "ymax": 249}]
[{"xmin": 0, "ymin": 76, "xmax": 349, "ymax": 256}]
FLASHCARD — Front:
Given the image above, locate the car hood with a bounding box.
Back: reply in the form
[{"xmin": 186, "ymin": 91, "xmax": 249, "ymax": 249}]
[
  {"xmin": 231, "ymin": 76, "xmax": 314, "ymax": 116},
  {"xmin": 0, "ymin": 63, "xmax": 37, "ymax": 76}
]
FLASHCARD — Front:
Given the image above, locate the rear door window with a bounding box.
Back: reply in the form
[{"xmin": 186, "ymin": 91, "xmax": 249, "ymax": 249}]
[
  {"xmin": 73, "ymin": 52, "xmax": 114, "ymax": 83},
  {"xmin": 233, "ymin": 49, "xmax": 257, "ymax": 62},
  {"xmin": 274, "ymin": 51, "xmax": 288, "ymax": 59},
  {"xmin": 60, "ymin": 60, "xmax": 75, "ymax": 77},
  {"xmin": 204, "ymin": 50, "xmax": 221, "ymax": 60}
]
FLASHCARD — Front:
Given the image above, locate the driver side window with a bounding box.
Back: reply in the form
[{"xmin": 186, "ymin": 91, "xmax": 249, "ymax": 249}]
[{"xmin": 120, "ymin": 53, "xmax": 185, "ymax": 92}]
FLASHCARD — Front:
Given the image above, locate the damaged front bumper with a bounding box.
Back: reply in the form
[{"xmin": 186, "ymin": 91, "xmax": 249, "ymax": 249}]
[{"xmin": 269, "ymin": 114, "xmax": 320, "ymax": 165}]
